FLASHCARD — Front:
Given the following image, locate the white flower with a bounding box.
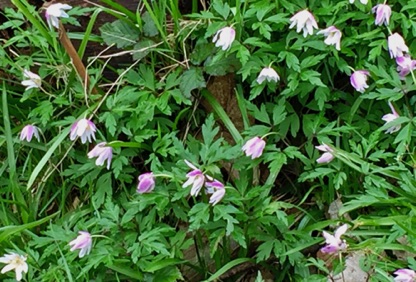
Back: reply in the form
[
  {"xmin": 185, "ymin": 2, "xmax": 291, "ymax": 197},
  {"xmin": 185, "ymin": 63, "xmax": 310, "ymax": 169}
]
[
  {"xmin": 382, "ymin": 101, "xmax": 401, "ymax": 134},
  {"xmin": 20, "ymin": 124, "xmax": 41, "ymax": 142},
  {"xmin": 388, "ymin": 33, "xmax": 409, "ymax": 58},
  {"xmin": 394, "ymin": 269, "xmax": 416, "ymax": 282},
  {"xmin": 21, "ymin": 69, "xmax": 41, "ymax": 90},
  {"xmin": 289, "ymin": 10, "xmax": 318, "ymax": 38},
  {"xmin": 213, "ymin": 27, "xmax": 236, "ymax": 51},
  {"xmin": 396, "ymin": 56, "xmax": 416, "ymax": 78},
  {"xmin": 45, "ymin": 3, "xmax": 72, "ymax": 29},
  {"xmin": 87, "ymin": 142, "xmax": 113, "ymax": 169},
  {"xmin": 205, "ymin": 180, "xmax": 225, "ymax": 206},
  {"xmin": 349, "ymin": 0, "xmax": 368, "ymax": 4},
  {"xmin": 70, "ymin": 118, "xmax": 97, "ymax": 144},
  {"xmin": 372, "ymin": 4, "xmax": 392, "ymax": 26},
  {"xmin": 0, "ymin": 253, "xmax": 28, "ymax": 281},
  {"xmin": 315, "ymin": 143, "xmax": 335, "ymax": 164},
  {"xmin": 321, "ymin": 224, "xmax": 348, "ymax": 254},
  {"xmin": 257, "ymin": 67, "xmax": 280, "ymax": 84},
  {"xmin": 317, "ymin": 26, "xmax": 342, "ymax": 50},
  {"xmin": 69, "ymin": 231, "xmax": 92, "ymax": 258},
  {"xmin": 242, "ymin": 137, "xmax": 266, "ymax": 159},
  {"xmin": 350, "ymin": 70, "xmax": 370, "ymax": 93},
  {"xmin": 183, "ymin": 160, "xmax": 205, "ymax": 196}
]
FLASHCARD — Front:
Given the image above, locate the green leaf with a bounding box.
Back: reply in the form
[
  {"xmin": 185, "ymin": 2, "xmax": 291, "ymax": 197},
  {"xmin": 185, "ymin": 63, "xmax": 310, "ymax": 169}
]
[
  {"xmin": 189, "ymin": 203, "xmax": 210, "ymax": 231},
  {"xmin": 256, "ymin": 240, "xmax": 275, "ymax": 262},
  {"xmin": 265, "ymin": 152, "xmax": 287, "ymax": 186},
  {"xmin": 279, "ymin": 51, "xmax": 300, "ymax": 72},
  {"xmin": 272, "ymin": 99, "xmax": 287, "ymax": 125},
  {"xmin": 101, "ymin": 112, "xmax": 117, "ymax": 136},
  {"xmin": 300, "ymin": 70, "xmax": 326, "ymax": 87},
  {"xmin": 204, "ymin": 53, "xmax": 241, "ymax": 76},
  {"xmin": 253, "ymin": 104, "xmax": 270, "ymax": 124},
  {"xmin": 28, "ymin": 100, "xmax": 54, "ymax": 126},
  {"xmin": 315, "ymin": 87, "xmax": 329, "ymax": 110},
  {"xmin": 142, "ymin": 11, "xmax": 158, "ymax": 37},
  {"xmin": 179, "ymin": 68, "xmax": 206, "ymax": 98},
  {"xmin": 212, "ymin": 0, "xmax": 230, "ymax": 19},
  {"xmin": 236, "ymin": 45, "xmax": 251, "ymax": 65},
  {"xmin": 243, "ymin": 37, "xmax": 271, "ymax": 48},
  {"xmin": 142, "ymin": 258, "xmax": 185, "ymax": 272},
  {"xmin": 300, "ymin": 54, "xmax": 327, "ymax": 69},
  {"xmin": 152, "ymin": 266, "xmax": 183, "ymax": 282},
  {"xmin": 213, "ymin": 204, "xmax": 240, "ymax": 236},
  {"xmin": 92, "ymin": 173, "xmax": 113, "ymax": 208},
  {"xmin": 190, "ymin": 41, "xmax": 214, "ymax": 65},
  {"xmin": 132, "ymin": 39, "xmax": 154, "ymax": 61},
  {"xmin": 201, "ymin": 115, "xmax": 220, "ymax": 147},
  {"xmin": 100, "ymin": 19, "xmax": 138, "ymax": 48},
  {"xmin": 107, "ymin": 263, "xmax": 143, "ymax": 280}
]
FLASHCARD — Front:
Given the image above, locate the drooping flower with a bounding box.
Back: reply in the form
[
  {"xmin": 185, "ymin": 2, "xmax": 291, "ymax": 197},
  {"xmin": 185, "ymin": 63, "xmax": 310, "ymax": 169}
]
[
  {"xmin": 372, "ymin": 4, "xmax": 391, "ymax": 26},
  {"xmin": 45, "ymin": 3, "xmax": 72, "ymax": 29},
  {"xmin": 396, "ymin": 56, "xmax": 416, "ymax": 78},
  {"xmin": 183, "ymin": 169, "xmax": 205, "ymax": 196},
  {"xmin": 209, "ymin": 188, "xmax": 226, "ymax": 206},
  {"xmin": 394, "ymin": 269, "xmax": 416, "ymax": 282},
  {"xmin": 382, "ymin": 102, "xmax": 401, "ymax": 134},
  {"xmin": 87, "ymin": 142, "xmax": 113, "ymax": 170},
  {"xmin": 69, "ymin": 231, "xmax": 92, "ymax": 258},
  {"xmin": 349, "ymin": 0, "xmax": 368, "ymax": 4},
  {"xmin": 388, "ymin": 33, "xmax": 409, "ymax": 58},
  {"xmin": 257, "ymin": 67, "xmax": 280, "ymax": 84},
  {"xmin": 206, "ymin": 180, "xmax": 225, "ymax": 206},
  {"xmin": 21, "ymin": 69, "xmax": 41, "ymax": 91},
  {"xmin": 317, "ymin": 26, "xmax": 342, "ymax": 50},
  {"xmin": 137, "ymin": 172, "xmax": 155, "ymax": 194},
  {"xmin": 315, "ymin": 143, "xmax": 334, "ymax": 164},
  {"xmin": 242, "ymin": 137, "xmax": 266, "ymax": 159},
  {"xmin": 20, "ymin": 124, "xmax": 41, "ymax": 142},
  {"xmin": 350, "ymin": 70, "xmax": 370, "ymax": 93},
  {"xmin": 213, "ymin": 27, "xmax": 236, "ymax": 51},
  {"xmin": 289, "ymin": 10, "xmax": 318, "ymax": 38},
  {"xmin": 321, "ymin": 224, "xmax": 348, "ymax": 254},
  {"xmin": 0, "ymin": 252, "xmax": 28, "ymax": 281},
  {"xmin": 183, "ymin": 160, "xmax": 205, "ymax": 196},
  {"xmin": 69, "ymin": 118, "xmax": 96, "ymax": 144}
]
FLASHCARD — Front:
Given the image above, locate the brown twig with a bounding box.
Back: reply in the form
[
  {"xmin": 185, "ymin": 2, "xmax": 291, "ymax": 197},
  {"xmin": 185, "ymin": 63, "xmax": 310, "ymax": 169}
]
[{"xmin": 58, "ymin": 22, "xmax": 98, "ymax": 94}]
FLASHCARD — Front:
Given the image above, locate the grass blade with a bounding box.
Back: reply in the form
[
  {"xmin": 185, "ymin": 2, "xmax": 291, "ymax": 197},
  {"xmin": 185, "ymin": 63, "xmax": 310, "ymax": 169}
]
[
  {"xmin": 27, "ymin": 126, "xmax": 70, "ymax": 190},
  {"xmin": 2, "ymin": 83, "xmax": 29, "ymax": 223},
  {"xmin": 202, "ymin": 89, "xmax": 243, "ymax": 143},
  {"xmin": 203, "ymin": 258, "xmax": 252, "ymax": 282}
]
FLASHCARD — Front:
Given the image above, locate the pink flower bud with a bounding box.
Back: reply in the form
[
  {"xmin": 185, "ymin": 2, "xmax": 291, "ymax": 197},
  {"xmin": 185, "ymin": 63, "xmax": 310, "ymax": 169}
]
[
  {"xmin": 137, "ymin": 173, "xmax": 155, "ymax": 194},
  {"xmin": 242, "ymin": 137, "xmax": 266, "ymax": 159},
  {"xmin": 350, "ymin": 70, "xmax": 370, "ymax": 93}
]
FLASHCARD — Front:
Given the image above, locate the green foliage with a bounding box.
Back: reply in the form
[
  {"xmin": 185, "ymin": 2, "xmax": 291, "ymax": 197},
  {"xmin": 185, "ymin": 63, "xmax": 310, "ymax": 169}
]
[{"xmin": 2, "ymin": 0, "xmax": 416, "ymax": 281}]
